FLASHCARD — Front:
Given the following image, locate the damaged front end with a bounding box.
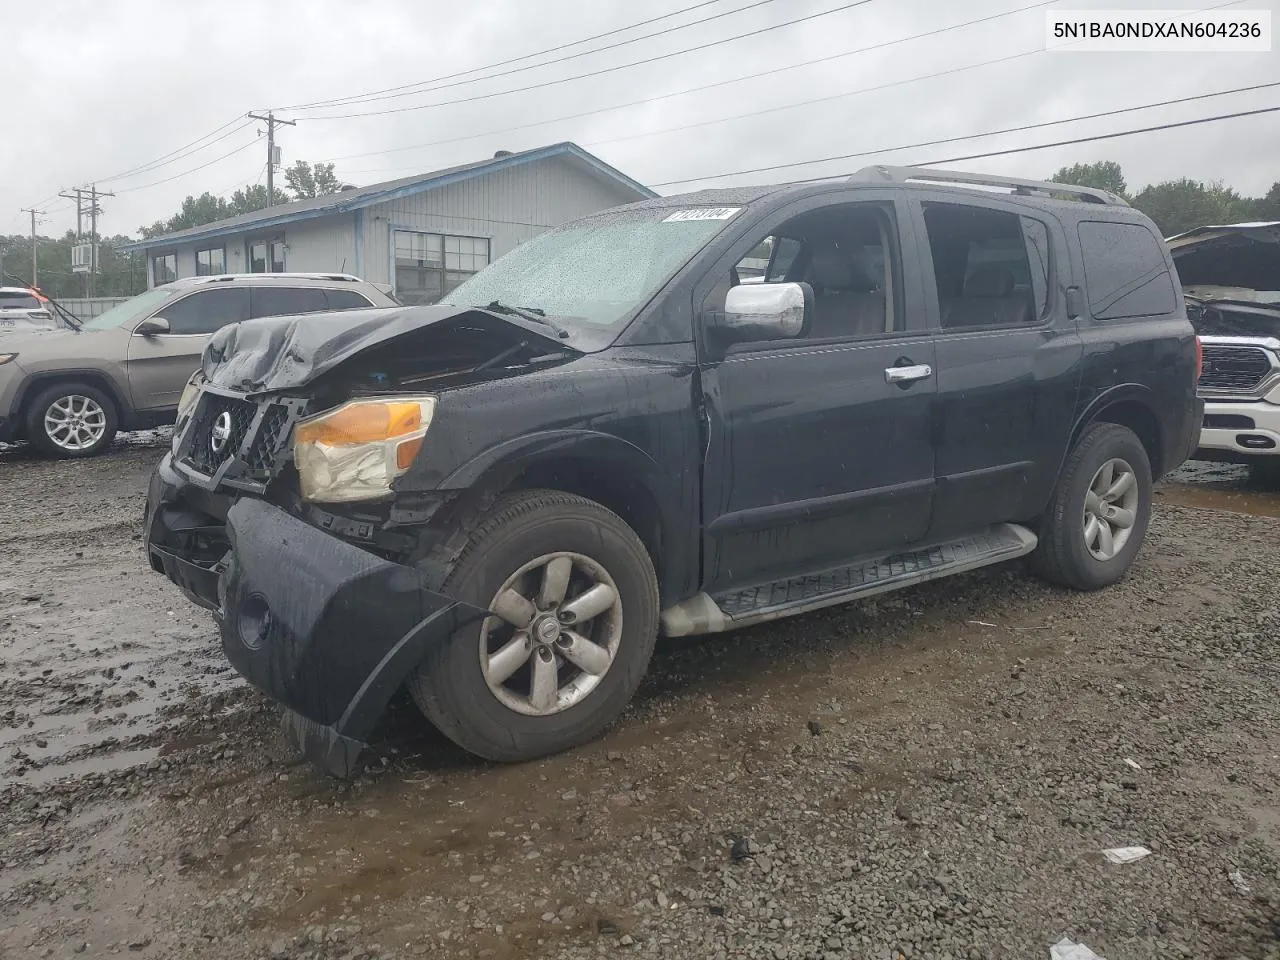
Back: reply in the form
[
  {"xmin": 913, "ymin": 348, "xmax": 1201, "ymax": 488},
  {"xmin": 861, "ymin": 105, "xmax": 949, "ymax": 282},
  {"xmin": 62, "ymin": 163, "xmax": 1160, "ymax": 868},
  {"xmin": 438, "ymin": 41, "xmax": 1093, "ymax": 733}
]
[
  {"xmin": 145, "ymin": 304, "xmax": 579, "ymax": 775},
  {"xmin": 1170, "ymin": 222, "xmax": 1280, "ymax": 460}
]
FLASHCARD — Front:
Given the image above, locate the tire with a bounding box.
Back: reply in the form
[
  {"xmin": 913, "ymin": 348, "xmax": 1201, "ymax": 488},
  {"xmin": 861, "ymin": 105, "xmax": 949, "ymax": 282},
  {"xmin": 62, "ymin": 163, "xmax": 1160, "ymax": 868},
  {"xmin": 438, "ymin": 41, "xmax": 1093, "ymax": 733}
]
[
  {"xmin": 24, "ymin": 381, "xmax": 118, "ymax": 459},
  {"xmin": 407, "ymin": 489, "xmax": 659, "ymax": 762},
  {"xmin": 1032, "ymin": 422, "xmax": 1152, "ymax": 591}
]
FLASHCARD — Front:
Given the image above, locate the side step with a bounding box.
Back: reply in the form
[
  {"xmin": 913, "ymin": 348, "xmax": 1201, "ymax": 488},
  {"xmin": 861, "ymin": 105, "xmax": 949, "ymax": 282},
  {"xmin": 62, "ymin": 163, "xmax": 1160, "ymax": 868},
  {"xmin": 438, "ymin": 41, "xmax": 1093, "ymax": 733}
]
[{"xmin": 660, "ymin": 524, "xmax": 1037, "ymax": 637}]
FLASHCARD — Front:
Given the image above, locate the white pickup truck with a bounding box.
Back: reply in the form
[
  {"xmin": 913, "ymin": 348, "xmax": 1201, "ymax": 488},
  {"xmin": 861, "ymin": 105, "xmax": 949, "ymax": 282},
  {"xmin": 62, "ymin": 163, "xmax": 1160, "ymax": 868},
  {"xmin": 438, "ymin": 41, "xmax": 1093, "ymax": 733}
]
[{"xmin": 1169, "ymin": 222, "xmax": 1280, "ymax": 476}]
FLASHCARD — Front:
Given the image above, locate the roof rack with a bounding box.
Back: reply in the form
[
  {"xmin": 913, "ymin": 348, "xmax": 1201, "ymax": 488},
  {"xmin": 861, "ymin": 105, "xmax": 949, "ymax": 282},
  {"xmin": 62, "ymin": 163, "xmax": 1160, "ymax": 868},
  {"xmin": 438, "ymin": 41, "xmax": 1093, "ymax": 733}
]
[
  {"xmin": 192, "ymin": 272, "xmax": 364, "ymax": 283},
  {"xmin": 848, "ymin": 165, "xmax": 1129, "ymax": 206}
]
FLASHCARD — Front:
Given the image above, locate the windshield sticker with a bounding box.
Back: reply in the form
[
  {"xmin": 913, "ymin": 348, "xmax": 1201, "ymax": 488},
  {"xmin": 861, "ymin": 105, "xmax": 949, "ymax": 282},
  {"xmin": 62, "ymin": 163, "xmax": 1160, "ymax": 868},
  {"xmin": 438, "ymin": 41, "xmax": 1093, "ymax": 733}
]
[{"xmin": 662, "ymin": 207, "xmax": 741, "ymax": 223}]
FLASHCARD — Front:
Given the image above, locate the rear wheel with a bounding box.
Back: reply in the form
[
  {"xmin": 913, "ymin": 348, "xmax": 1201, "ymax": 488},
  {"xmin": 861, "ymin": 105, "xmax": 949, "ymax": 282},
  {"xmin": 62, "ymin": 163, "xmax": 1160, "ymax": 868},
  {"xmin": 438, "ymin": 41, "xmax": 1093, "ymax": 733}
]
[
  {"xmin": 25, "ymin": 382, "xmax": 118, "ymax": 458},
  {"xmin": 1032, "ymin": 422, "xmax": 1152, "ymax": 591},
  {"xmin": 408, "ymin": 490, "xmax": 659, "ymax": 762}
]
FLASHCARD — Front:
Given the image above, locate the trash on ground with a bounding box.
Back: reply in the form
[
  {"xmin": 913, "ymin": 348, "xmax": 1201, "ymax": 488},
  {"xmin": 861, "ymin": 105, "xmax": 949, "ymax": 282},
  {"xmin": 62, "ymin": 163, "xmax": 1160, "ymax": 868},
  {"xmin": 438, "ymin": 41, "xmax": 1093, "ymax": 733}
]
[
  {"xmin": 1228, "ymin": 868, "xmax": 1252, "ymax": 894},
  {"xmin": 967, "ymin": 620, "xmax": 998, "ymax": 627},
  {"xmin": 1102, "ymin": 845, "xmax": 1151, "ymax": 864},
  {"xmin": 1050, "ymin": 937, "xmax": 1106, "ymax": 959},
  {"xmin": 1123, "ymin": 758, "xmax": 1141, "ymax": 770}
]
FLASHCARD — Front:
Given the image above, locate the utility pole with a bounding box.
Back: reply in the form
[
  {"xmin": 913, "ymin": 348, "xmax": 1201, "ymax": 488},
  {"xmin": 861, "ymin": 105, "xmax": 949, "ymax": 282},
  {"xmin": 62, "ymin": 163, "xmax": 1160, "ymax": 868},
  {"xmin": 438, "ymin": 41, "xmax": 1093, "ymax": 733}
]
[
  {"xmin": 59, "ymin": 187, "xmax": 85, "ymax": 239},
  {"xmin": 19, "ymin": 207, "xmax": 43, "ymax": 287},
  {"xmin": 86, "ymin": 184, "xmax": 113, "ymax": 298},
  {"xmin": 247, "ymin": 111, "xmax": 295, "ymax": 208}
]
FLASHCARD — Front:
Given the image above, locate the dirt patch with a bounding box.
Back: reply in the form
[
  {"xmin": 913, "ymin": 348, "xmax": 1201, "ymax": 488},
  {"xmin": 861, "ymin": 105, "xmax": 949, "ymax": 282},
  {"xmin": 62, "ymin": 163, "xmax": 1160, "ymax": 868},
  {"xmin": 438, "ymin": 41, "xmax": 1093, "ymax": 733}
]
[{"xmin": 1, "ymin": 447, "xmax": 1278, "ymax": 960}]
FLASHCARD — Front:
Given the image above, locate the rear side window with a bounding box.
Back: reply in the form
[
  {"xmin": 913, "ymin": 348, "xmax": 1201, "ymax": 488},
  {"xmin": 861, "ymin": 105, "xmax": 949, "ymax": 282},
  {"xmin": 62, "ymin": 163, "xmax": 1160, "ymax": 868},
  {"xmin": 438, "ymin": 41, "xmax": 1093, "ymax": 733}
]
[
  {"xmin": 324, "ymin": 289, "xmax": 374, "ymax": 310},
  {"xmin": 922, "ymin": 203, "xmax": 1046, "ymax": 329},
  {"xmin": 159, "ymin": 288, "xmax": 250, "ymax": 335},
  {"xmin": 0, "ymin": 291, "xmax": 41, "ymax": 310},
  {"xmin": 251, "ymin": 287, "xmax": 330, "ymax": 318},
  {"xmin": 1078, "ymin": 221, "xmax": 1177, "ymax": 320}
]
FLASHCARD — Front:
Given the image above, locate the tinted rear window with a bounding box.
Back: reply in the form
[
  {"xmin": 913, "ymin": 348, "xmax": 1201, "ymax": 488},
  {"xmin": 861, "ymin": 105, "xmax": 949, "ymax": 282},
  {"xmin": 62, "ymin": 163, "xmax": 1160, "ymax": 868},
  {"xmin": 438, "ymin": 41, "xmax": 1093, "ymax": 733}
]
[
  {"xmin": 325, "ymin": 289, "xmax": 374, "ymax": 310},
  {"xmin": 0, "ymin": 291, "xmax": 41, "ymax": 310},
  {"xmin": 1078, "ymin": 221, "xmax": 1177, "ymax": 320}
]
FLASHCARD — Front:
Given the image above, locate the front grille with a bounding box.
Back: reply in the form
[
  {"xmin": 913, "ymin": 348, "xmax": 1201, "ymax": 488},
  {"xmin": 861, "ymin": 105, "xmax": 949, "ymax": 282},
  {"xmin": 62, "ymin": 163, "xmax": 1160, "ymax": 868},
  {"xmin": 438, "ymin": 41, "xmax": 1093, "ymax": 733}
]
[
  {"xmin": 180, "ymin": 393, "xmax": 293, "ymax": 482},
  {"xmin": 247, "ymin": 405, "xmax": 291, "ymax": 476},
  {"xmin": 1199, "ymin": 344, "xmax": 1274, "ymax": 393}
]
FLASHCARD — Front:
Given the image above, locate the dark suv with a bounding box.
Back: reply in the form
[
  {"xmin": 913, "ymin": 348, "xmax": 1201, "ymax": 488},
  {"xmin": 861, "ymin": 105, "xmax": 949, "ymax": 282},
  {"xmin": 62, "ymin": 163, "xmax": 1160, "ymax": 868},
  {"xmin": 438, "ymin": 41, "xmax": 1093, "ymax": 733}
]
[{"xmin": 145, "ymin": 166, "xmax": 1202, "ymax": 776}]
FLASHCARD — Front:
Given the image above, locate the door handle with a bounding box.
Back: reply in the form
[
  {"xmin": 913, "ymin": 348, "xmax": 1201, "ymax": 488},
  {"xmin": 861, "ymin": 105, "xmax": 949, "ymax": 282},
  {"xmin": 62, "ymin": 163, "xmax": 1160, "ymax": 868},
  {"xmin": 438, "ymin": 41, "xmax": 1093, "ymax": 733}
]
[{"xmin": 884, "ymin": 363, "xmax": 933, "ymax": 384}]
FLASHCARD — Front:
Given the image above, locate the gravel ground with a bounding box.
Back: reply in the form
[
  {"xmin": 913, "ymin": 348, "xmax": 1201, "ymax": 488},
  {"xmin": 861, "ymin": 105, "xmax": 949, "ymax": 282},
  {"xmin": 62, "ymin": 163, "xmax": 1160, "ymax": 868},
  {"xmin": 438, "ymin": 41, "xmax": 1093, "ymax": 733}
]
[{"xmin": 1, "ymin": 437, "xmax": 1278, "ymax": 960}]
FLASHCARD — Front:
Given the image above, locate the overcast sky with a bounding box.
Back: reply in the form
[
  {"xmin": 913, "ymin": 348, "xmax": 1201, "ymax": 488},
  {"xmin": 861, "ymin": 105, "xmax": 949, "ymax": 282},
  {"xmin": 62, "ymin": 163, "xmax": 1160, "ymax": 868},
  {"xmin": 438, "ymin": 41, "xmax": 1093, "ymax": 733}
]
[{"xmin": 3, "ymin": 0, "xmax": 1278, "ymax": 239}]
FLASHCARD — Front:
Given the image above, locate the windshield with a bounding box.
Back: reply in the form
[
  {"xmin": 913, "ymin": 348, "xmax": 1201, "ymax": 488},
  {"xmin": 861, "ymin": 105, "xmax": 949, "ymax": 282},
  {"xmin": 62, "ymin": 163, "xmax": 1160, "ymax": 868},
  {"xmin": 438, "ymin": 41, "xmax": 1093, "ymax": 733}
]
[
  {"xmin": 81, "ymin": 287, "xmax": 178, "ymax": 330},
  {"xmin": 440, "ymin": 207, "xmax": 743, "ymax": 328}
]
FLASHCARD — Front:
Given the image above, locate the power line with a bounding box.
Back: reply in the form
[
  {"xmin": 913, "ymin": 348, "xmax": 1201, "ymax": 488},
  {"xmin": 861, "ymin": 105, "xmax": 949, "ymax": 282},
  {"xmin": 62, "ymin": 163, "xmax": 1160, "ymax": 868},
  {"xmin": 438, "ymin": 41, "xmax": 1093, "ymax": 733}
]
[
  {"xmin": 96, "ymin": 116, "xmax": 252, "ymax": 184},
  {"xmin": 113, "ymin": 138, "xmax": 262, "ymax": 194},
  {"xmin": 307, "ymin": 0, "xmax": 877, "ymax": 120},
  {"xmin": 283, "ymin": 0, "xmax": 779, "ymax": 112},
  {"xmin": 758, "ymin": 104, "xmax": 1280, "ymax": 188},
  {"xmin": 316, "ymin": 0, "xmax": 1057, "ymax": 165},
  {"xmin": 651, "ymin": 80, "xmax": 1280, "ymax": 187},
  {"xmin": 915, "ymin": 104, "xmax": 1280, "ymax": 167}
]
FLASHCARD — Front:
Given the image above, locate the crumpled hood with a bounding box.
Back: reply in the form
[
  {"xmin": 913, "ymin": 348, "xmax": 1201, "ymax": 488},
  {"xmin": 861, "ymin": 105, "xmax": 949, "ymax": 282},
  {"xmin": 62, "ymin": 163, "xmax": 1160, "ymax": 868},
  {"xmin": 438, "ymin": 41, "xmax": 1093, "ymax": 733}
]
[{"xmin": 203, "ymin": 304, "xmax": 567, "ymax": 393}]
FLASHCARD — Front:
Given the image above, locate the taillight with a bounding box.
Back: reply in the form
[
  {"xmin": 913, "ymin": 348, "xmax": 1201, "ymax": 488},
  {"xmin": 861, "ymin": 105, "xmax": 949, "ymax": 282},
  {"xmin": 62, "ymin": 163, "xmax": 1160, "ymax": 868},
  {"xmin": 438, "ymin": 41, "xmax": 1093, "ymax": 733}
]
[{"xmin": 1195, "ymin": 336, "xmax": 1204, "ymax": 381}]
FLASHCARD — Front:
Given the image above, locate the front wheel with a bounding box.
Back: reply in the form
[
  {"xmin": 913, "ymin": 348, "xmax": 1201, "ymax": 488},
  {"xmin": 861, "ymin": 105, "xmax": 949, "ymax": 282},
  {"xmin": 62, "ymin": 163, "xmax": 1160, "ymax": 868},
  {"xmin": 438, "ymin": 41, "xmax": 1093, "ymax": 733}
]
[
  {"xmin": 1032, "ymin": 422, "xmax": 1152, "ymax": 591},
  {"xmin": 24, "ymin": 382, "xmax": 118, "ymax": 458},
  {"xmin": 408, "ymin": 490, "xmax": 659, "ymax": 762}
]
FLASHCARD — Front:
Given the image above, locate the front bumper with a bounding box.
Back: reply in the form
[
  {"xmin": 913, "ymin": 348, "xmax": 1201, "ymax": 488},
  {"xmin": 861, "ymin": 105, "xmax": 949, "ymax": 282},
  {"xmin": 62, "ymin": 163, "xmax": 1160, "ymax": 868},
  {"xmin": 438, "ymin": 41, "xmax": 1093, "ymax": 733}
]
[
  {"xmin": 144, "ymin": 455, "xmax": 487, "ymax": 777},
  {"xmin": 1195, "ymin": 397, "xmax": 1280, "ymax": 461}
]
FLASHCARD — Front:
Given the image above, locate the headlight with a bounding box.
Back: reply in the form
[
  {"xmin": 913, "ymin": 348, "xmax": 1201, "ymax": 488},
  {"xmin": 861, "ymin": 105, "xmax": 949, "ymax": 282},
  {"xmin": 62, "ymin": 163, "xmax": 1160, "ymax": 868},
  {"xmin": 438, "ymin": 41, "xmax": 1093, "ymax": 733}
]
[
  {"xmin": 293, "ymin": 396, "xmax": 436, "ymax": 502},
  {"xmin": 176, "ymin": 375, "xmax": 203, "ymax": 421},
  {"xmin": 0, "ymin": 353, "xmax": 17, "ymax": 365}
]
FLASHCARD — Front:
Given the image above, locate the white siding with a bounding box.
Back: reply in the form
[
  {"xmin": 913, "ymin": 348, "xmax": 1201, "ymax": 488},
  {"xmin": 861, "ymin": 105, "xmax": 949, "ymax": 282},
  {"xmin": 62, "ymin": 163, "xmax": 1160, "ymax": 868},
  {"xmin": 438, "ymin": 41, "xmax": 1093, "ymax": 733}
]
[
  {"xmin": 278, "ymin": 215, "xmax": 358, "ymax": 275},
  {"xmin": 362, "ymin": 156, "xmax": 641, "ymax": 291}
]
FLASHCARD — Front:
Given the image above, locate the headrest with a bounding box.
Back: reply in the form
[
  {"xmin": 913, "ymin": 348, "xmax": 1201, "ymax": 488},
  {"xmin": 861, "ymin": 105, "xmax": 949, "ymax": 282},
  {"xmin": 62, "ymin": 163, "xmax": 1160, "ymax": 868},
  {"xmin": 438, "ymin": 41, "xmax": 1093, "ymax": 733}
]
[
  {"xmin": 964, "ymin": 266, "xmax": 1016, "ymax": 298},
  {"xmin": 808, "ymin": 247, "xmax": 875, "ymax": 292}
]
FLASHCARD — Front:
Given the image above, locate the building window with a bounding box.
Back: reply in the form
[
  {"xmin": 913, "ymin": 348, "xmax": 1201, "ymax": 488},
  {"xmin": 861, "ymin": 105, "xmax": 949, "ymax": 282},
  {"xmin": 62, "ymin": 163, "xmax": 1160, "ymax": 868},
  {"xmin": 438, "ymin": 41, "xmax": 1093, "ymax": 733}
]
[
  {"xmin": 195, "ymin": 246, "xmax": 225, "ymax": 276},
  {"xmin": 248, "ymin": 238, "xmax": 286, "ymax": 274},
  {"xmin": 394, "ymin": 230, "xmax": 489, "ymax": 304},
  {"xmin": 152, "ymin": 253, "xmax": 177, "ymax": 286}
]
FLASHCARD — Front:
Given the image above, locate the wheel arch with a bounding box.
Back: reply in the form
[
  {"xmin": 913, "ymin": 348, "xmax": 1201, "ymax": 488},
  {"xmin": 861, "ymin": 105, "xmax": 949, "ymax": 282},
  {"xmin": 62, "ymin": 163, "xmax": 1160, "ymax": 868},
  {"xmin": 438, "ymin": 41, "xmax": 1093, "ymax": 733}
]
[
  {"xmin": 16, "ymin": 369, "xmax": 129, "ymax": 424},
  {"xmin": 1069, "ymin": 385, "xmax": 1164, "ymax": 476},
  {"xmin": 432, "ymin": 430, "xmax": 694, "ymax": 604}
]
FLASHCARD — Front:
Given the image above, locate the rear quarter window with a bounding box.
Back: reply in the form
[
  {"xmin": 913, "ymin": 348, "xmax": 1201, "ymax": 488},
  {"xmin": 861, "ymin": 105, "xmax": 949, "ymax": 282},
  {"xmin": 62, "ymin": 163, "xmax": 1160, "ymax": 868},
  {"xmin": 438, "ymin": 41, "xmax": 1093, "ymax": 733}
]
[{"xmin": 1078, "ymin": 220, "xmax": 1177, "ymax": 320}]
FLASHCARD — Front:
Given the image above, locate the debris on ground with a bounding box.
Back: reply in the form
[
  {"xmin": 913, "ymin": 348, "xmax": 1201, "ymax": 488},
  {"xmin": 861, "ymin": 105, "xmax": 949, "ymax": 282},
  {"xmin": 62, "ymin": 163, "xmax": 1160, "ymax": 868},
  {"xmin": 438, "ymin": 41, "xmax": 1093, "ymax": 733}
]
[{"xmin": 1102, "ymin": 846, "xmax": 1152, "ymax": 864}]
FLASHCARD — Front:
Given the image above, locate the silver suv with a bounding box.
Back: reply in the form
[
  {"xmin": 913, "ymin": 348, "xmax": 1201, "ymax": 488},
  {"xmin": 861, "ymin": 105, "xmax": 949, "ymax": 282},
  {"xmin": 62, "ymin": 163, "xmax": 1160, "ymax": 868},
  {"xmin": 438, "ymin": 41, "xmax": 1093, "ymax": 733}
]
[{"xmin": 0, "ymin": 273, "xmax": 397, "ymax": 457}]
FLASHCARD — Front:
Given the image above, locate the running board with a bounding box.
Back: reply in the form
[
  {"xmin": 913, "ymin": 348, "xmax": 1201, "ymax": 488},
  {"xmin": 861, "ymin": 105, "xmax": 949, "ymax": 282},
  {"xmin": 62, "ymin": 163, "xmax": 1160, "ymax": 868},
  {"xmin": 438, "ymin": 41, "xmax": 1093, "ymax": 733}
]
[{"xmin": 660, "ymin": 523, "xmax": 1038, "ymax": 637}]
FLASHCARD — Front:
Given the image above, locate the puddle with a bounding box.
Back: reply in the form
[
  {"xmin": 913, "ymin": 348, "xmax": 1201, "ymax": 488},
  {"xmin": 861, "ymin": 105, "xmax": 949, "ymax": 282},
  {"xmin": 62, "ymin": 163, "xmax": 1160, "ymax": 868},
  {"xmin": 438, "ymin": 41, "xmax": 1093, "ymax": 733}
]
[{"xmin": 1161, "ymin": 459, "xmax": 1280, "ymax": 519}]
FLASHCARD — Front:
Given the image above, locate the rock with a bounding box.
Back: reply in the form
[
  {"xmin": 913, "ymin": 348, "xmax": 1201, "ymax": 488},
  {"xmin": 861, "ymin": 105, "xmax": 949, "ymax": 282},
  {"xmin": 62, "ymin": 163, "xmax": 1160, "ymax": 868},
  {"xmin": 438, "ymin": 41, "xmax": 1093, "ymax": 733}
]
[
  {"xmin": 269, "ymin": 940, "xmax": 289, "ymax": 958},
  {"xmin": 730, "ymin": 837, "xmax": 756, "ymax": 861},
  {"xmin": 807, "ymin": 719, "xmax": 823, "ymax": 736}
]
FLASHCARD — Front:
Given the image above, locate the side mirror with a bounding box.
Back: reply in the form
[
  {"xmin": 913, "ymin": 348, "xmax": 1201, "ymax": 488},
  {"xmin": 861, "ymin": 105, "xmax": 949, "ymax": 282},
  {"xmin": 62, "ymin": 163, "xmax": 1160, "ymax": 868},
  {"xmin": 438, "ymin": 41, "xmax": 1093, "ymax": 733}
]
[
  {"xmin": 715, "ymin": 281, "xmax": 812, "ymax": 345},
  {"xmin": 135, "ymin": 317, "xmax": 170, "ymax": 337}
]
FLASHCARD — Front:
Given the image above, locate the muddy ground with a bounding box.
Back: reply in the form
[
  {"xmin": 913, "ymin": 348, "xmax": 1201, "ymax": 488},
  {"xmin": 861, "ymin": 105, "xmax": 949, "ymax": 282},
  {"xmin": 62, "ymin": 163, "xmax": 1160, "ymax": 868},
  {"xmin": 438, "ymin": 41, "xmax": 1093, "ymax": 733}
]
[{"xmin": 1, "ymin": 435, "xmax": 1278, "ymax": 960}]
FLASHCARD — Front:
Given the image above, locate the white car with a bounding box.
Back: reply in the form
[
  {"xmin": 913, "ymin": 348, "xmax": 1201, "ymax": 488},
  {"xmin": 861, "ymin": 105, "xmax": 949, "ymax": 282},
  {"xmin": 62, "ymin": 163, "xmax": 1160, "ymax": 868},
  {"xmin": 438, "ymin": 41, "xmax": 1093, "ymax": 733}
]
[
  {"xmin": 0, "ymin": 287, "xmax": 57, "ymax": 335},
  {"xmin": 1169, "ymin": 222, "xmax": 1280, "ymax": 474}
]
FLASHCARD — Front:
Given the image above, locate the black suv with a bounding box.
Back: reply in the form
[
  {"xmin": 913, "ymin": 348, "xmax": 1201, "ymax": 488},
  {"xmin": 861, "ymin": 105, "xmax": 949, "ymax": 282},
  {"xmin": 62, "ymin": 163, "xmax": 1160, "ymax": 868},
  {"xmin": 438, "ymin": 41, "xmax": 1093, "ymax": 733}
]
[{"xmin": 145, "ymin": 166, "xmax": 1202, "ymax": 776}]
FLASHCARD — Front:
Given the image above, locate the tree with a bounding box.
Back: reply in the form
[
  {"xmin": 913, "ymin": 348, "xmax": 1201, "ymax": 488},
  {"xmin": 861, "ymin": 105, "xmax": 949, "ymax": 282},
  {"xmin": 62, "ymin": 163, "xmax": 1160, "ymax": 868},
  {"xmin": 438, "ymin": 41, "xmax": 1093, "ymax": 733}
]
[
  {"xmin": 139, "ymin": 183, "xmax": 290, "ymax": 239},
  {"xmin": 1129, "ymin": 178, "xmax": 1253, "ymax": 237},
  {"xmin": 284, "ymin": 160, "xmax": 353, "ymax": 199},
  {"xmin": 1050, "ymin": 161, "xmax": 1128, "ymax": 198}
]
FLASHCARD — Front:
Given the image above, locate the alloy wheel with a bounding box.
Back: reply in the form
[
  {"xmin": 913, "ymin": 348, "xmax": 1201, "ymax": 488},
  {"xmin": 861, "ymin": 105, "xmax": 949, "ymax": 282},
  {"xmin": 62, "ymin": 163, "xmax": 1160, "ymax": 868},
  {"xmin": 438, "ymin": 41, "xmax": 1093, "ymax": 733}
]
[{"xmin": 479, "ymin": 552, "xmax": 623, "ymax": 717}]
